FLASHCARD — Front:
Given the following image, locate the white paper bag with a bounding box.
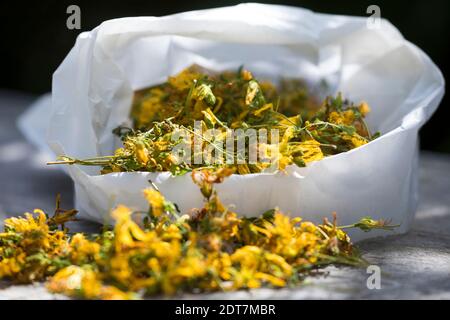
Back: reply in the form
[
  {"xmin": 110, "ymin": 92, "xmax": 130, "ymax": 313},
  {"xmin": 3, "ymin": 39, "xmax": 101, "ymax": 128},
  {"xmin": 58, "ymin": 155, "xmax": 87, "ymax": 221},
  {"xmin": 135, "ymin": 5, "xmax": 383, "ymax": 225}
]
[{"xmin": 21, "ymin": 3, "xmax": 445, "ymax": 240}]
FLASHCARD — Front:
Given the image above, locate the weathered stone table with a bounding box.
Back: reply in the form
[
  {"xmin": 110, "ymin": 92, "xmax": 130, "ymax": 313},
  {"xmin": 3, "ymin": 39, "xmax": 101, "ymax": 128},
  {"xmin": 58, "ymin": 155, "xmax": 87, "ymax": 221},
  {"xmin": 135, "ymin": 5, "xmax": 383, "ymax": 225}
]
[{"xmin": 1, "ymin": 90, "xmax": 449, "ymax": 300}]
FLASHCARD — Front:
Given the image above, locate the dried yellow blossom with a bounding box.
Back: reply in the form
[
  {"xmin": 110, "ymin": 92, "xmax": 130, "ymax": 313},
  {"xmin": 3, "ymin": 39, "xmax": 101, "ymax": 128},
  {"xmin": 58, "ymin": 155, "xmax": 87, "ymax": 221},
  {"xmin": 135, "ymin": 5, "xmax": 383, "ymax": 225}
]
[
  {"xmin": 241, "ymin": 69, "xmax": 253, "ymax": 81},
  {"xmin": 5, "ymin": 209, "xmax": 48, "ymax": 234},
  {"xmin": 296, "ymin": 140, "xmax": 324, "ymax": 164},
  {"xmin": 133, "ymin": 88, "xmax": 165, "ymax": 129},
  {"xmin": 359, "ymin": 102, "xmax": 371, "ymax": 116},
  {"xmin": 328, "ymin": 111, "xmax": 345, "ymax": 125},
  {"xmin": 343, "ymin": 110, "xmax": 356, "ymax": 124},
  {"xmin": 342, "ymin": 134, "xmax": 368, "ymax": 148},
  {"xmin": 168, "ymin": 67, "xmax": 201, "ymax": 90},
  {"xmin": 143, "ymin": 189, "xmax": 166, "ymax": 217},
  {"xmin": 135, "ymin": 142, "xmax": 149, "ymax": 166},
  {"xmin": 69, "ymin": 233, "xmax": 100, "ymax": 264},
  {"xmin": 47, "ymin": 266, "xmax": 134, "ymax": 300}
]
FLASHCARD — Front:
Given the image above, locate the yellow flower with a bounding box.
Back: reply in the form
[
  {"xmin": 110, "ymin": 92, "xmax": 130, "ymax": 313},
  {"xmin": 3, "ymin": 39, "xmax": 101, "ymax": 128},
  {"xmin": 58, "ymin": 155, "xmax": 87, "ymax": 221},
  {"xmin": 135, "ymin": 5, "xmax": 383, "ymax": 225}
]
[
  {"xmin": 161, "ymin": 224, "xmax": 182, "ymax": 241},
  {"xmin": 47, "ymin": 266, "xmax": 100, "ymax": 298},
  {"xmin": 47, "ymin": 266, "xmax": 133, "ymax": 300},
  {"xmin": 136, "ymin": 94, "xmax": 161, "ymax": 127},
  {"xmin": 111, "ymin": 205, "xmax": 152, "ymax": 251},
  {"xmin": 143, "ymin": 189, "xmax": 165, "ymax": 217},
  {"xmin": 343, "ymin": 110, "xmax": 355, "ymax": 124},
  {"xmin": 110, "ymin": 254, "xmax": 132, "ymax": 284},
  {"xmin": 168, "ymin": 67, "xmax": 200, "ymax": 90},
  {"xmin": 299, "ymin": 221, "xmax": 317, "ymax": 233},
  {"xmin": 135, "ymin": 142, "xmax": 149, "ymax": 166},
  {"xmin": 328, "ymin": 111, "xmax": 345, "ymax": 125},
  {"xmin": 359, "ymin": 102, "xmax": 371, "ymax": 116},
  {"xmin": 246, "ymin": 278, "xmax": 261, "ymax": 289},
  {"xmin": 297, "ymin": 140, "xmax": 324, "ymax": 164},
  {"xmin": 342, "ymin": 134, "xmax": 368, "ymax": 148},
  {"xmin": 231, "ymin": 246, "xmax": 262, "ymax": 269},
  {"xmin": 4, "ymin": 209, "xmax": 48, "ymax": 234},
  {"xmin": 69, "ymin": 233, "xmax": 100, "ymax": 264},
  {"xmin": 264, "ymin": 253, "xmax": 292, "ymax": 275},
  {"xmin": 0, "ymin": 253, "xmax": 25, "ymax": 277},
  {"xmin": 147, "ymin": 257, "xmax": 161, "ymax": 273},
  {"xmin": 241, "ymin": 69, "xmax": 253, "ymax": 81},
  {"xmin": 206, "ymin": 252, "xmax": 232, "ymax": 281},
  {"xmin": 171, "ymin": 255, "xmax": 207, "ymax": 279},
  {"xmin": 255, "ymin": 272, "xmax": 286, "ymax": 287}
]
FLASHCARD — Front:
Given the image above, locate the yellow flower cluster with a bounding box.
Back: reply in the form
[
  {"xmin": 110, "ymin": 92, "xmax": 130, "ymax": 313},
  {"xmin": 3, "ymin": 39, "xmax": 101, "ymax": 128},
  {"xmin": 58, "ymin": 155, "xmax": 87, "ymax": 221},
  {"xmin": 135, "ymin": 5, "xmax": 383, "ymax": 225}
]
[
  {"xmin": 1, "ymin": 170, "xmax": 394, "ymax": 299},
  {"xmin": 0, "ymin": 209, "xmax": 70, "ymax": 283}
]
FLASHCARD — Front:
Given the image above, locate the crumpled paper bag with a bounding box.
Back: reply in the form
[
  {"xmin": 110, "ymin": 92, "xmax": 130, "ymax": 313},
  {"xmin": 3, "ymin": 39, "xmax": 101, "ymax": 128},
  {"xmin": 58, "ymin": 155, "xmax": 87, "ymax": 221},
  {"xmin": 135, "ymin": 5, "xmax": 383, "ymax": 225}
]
[{"xmin": 20, "ymin": 3, "xmax": 444, "ymax": 240}]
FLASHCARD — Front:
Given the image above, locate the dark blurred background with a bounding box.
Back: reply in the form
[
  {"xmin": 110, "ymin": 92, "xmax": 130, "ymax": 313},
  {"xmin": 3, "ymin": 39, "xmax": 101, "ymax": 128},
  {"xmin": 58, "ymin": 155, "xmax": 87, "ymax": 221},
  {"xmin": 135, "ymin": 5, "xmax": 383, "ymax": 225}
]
[{"xmin": 1, "ymin": 0, "xmax": 449, "ymax": 153}]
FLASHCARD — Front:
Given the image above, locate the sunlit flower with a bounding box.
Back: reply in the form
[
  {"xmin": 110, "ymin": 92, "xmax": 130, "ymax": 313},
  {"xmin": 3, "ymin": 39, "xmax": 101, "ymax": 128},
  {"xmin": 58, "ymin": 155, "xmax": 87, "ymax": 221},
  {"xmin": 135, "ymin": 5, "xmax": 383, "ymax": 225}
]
[{"xmin": 143, "ymin": 189, "xmax": 165, "ymax": 217}]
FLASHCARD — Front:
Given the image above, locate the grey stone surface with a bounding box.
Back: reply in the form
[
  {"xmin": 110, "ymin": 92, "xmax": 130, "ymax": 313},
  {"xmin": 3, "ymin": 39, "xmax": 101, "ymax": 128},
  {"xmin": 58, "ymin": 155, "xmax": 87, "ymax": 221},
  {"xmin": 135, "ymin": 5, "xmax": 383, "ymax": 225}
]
[{"xmin": 1, "ymin": 90, "xmax": 449, "ymax": 300}]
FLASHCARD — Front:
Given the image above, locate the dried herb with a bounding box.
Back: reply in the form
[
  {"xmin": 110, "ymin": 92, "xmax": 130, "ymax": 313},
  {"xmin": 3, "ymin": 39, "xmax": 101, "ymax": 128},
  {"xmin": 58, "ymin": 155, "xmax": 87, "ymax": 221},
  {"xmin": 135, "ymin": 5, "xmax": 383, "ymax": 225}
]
[
  {"xmin": 0, "ymin": 170, "xmax": 396, "ymax": 299},
  {"xmin": 48, "ymin": 65, "xmax": 379, "ymax": 175}
]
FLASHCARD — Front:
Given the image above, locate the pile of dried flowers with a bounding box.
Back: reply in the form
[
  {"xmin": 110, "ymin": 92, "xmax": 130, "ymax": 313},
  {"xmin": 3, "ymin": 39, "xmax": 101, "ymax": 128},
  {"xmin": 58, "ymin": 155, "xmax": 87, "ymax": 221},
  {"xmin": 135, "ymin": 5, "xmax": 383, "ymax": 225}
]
[
  {"xmin": 0, "ymin": 169, "xmax": 395, "ymax": 300},
  {"xmin": 49, "ymin": 65, "xmax": 378, "ymax": 175},
  {"xmin": 1, "ymin": 66, "xmax": 392, "ymax": 299}
]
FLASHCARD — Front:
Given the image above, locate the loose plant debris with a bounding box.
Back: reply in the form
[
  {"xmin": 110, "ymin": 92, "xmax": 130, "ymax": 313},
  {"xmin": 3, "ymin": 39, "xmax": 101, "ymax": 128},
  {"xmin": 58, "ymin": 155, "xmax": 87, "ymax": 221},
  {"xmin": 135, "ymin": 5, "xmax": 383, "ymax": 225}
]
[
  {"xmin": 48, "ymin": 65, "xmax": 379, "ymax": 175},
  {"xmin": 0, "ymin": 169, "xmax": 396, "ymax": 300}
]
